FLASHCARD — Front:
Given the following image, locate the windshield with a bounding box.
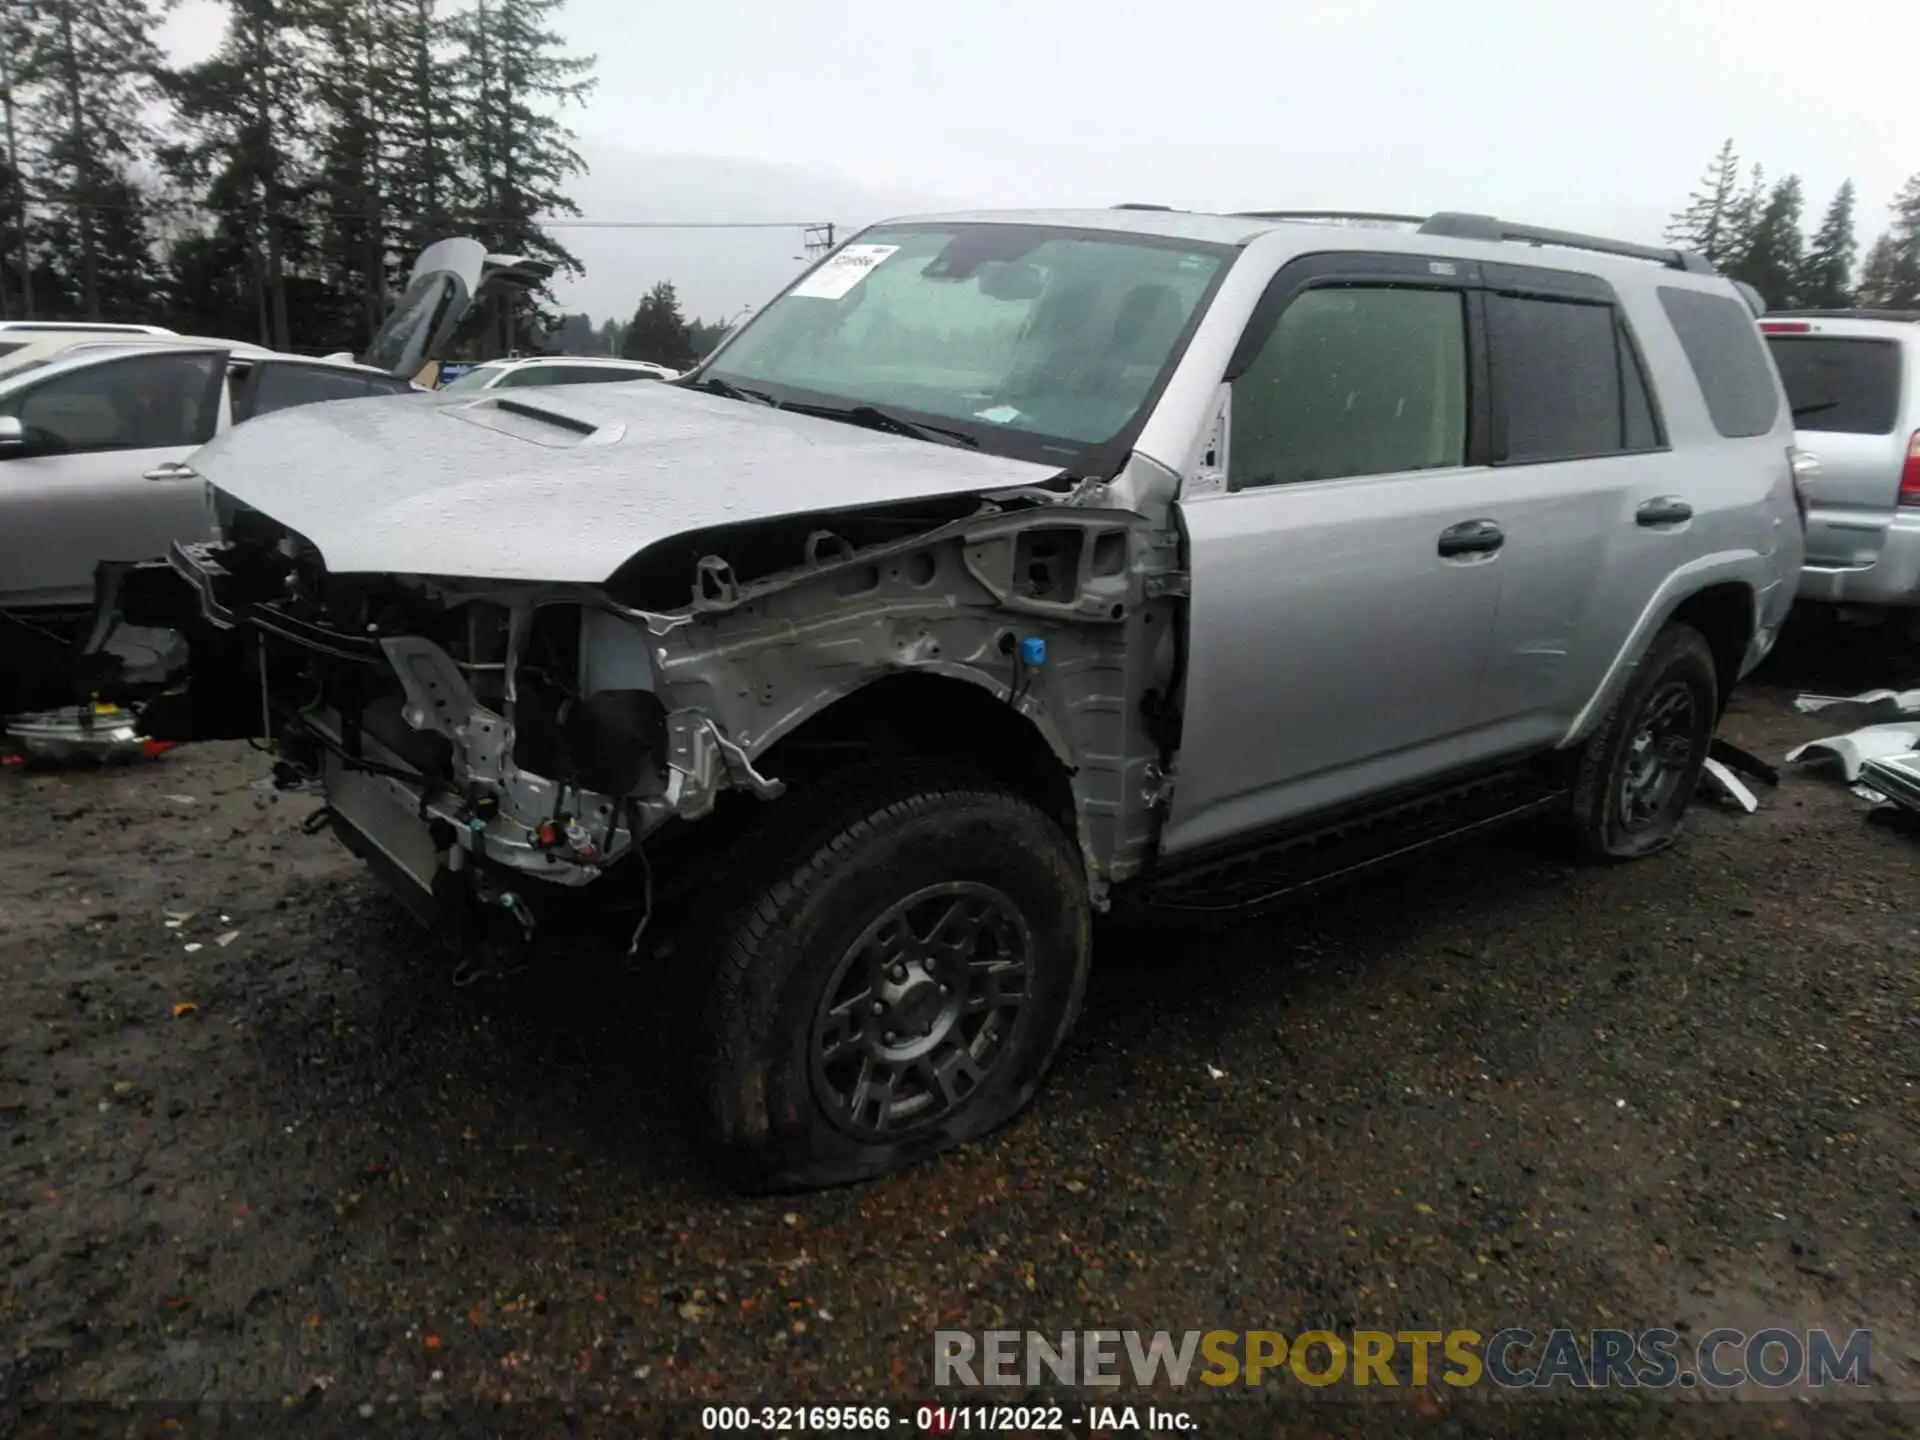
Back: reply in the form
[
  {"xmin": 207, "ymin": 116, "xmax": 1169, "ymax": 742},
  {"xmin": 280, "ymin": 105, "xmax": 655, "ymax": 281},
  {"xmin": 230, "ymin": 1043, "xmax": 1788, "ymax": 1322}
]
[
  {"xmin": 696, "ymin": 223, "xmax": 1230, "ymax": 463},
  {"xmin": 440, "ymin": 364, "xmax": 505, "ymax": 392}
]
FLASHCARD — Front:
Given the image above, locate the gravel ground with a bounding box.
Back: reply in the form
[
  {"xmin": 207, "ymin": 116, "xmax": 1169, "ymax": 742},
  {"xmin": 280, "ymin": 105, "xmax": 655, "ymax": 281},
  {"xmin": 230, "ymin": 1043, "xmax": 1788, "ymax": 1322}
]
[{"xmin": 3, "ymin": 628, "xmax": 1919, "ymax": 1438}]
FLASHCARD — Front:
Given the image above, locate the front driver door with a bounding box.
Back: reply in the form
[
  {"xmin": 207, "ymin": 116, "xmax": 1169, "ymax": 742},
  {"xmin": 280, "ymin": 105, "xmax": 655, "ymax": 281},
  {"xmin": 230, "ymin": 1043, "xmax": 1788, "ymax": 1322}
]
[
  {"xmin": 0, "ymin": 348, "xmax": 228, "ymax": 610},
  {"xmin": 1162, "ymin": 253, "xmax": 1508, "ymax": 858}
]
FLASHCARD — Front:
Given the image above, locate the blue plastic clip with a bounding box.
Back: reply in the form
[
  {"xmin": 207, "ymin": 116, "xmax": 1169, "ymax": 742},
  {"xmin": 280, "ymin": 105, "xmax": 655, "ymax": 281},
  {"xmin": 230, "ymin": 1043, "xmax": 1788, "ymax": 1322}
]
[{"xmin": 1019, "ymin": 636, "xmax": 1047, "ymax": 666}]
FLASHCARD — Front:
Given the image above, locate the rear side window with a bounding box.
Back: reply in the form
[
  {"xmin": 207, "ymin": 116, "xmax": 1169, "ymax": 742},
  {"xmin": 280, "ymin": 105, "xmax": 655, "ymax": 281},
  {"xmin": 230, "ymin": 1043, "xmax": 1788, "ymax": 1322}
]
[
  {"xmin": 527, "ymin": 365, "xmax": 659, "ymax": 386},
  {"xmin": 242, "ymin": 362, "xmax": 391, "ymax": 421},
  {"xmin": 0, "ymin": 341, "xmax": 24, "ymax": 358},
  {"xmin": 1656, "ymin": 286, "xmax": 1781, "ymax": 438},
  {"xmin": 1487, "ymin": 294, "xmax": 1663, "ymax": 462},
  {"xmin": 1230, "ymin": 285, "xmax": 1468, "ymax": 488},
  {"xmin": 1764, "ymin": 337, "xmax": 1903, "ymax": 435}
]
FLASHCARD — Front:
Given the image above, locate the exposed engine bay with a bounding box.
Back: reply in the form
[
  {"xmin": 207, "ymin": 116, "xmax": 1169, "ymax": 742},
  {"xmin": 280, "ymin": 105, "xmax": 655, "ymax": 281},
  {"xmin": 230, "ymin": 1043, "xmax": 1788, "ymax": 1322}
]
[{"xmin": 93, "ymin": 474, "xmax": 1186, "ymax": 956}]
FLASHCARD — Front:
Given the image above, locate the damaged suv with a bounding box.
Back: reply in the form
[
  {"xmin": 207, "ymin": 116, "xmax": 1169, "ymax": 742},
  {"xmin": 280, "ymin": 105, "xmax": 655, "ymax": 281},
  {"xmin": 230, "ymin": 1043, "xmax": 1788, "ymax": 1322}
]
[{"xmin": 92, "ymin": 208, "xmax": 1804, "ymax": 1191}]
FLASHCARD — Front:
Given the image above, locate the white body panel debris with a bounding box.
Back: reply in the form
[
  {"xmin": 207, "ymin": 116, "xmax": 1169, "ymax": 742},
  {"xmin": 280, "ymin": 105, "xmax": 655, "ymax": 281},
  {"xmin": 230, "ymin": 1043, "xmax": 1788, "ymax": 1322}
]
[{"xmin": 1783, "ymin": 722, "xmax": 1920, "ymax": 782}]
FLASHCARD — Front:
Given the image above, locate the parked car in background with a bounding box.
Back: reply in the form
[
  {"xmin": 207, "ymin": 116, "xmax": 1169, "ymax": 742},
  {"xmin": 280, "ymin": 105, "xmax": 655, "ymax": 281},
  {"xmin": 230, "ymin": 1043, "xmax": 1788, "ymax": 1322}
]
[
  {"xmin": 1760, "ymin": 310, "xmax": 1920, "ymax": 625},
  {"xmin": 436, "ymin": 354, "xmax": 681, "ymax": 391},
  {"xmin": 0, "ymin": 320, "xmax": 176, "ymax": 355},
  {"xmin": 93, "ymin": 205, "xmax": 1802, "ymax": 1191}
]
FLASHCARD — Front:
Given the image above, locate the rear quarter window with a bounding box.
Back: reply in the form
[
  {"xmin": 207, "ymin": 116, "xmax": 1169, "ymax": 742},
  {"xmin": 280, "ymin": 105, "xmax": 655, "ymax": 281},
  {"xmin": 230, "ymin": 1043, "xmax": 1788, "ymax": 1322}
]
[
  {"xmin": 1655, "ymin": 286, "xmax": 1781, "ymax": 438},
  {"xmin": 1763, "ymin": 337, "xmax": 1903, "ymax": 435}
]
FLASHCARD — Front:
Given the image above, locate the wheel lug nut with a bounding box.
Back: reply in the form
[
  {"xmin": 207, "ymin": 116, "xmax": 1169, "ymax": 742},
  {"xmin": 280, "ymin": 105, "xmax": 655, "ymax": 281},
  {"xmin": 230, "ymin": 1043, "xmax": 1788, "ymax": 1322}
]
[
  {"xmin": 882, "ymin": 1031, "xmax": 896, "ymax": 1045},
  {"xmin": 870, "ymin": 1000, "xmax": 885, "ymax": 1015},
  {"xmin": 889, "ymin": 964, "xmax": 907, "ymax": 982}
]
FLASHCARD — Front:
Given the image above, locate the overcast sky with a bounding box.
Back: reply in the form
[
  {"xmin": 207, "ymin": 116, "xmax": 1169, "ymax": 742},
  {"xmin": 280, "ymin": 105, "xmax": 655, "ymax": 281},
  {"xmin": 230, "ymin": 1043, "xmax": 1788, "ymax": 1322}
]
[{"xmin": 158, "ymin": 0, "xmax": 1916, "ymax": 326}]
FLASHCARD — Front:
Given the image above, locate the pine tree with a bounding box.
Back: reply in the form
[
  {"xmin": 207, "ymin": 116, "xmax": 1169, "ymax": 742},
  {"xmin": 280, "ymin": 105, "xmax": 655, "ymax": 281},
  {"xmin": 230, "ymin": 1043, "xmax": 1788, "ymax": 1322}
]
[
  {"xmin": 386, "ymin": 0, "xmax": 467, "ymax": 265},
  {"xmin": 1724, "ymin": 175, "xmax": 1803, "ymax": 312},
  {"xmin": 1857, "ymin": 234, "xmax": 1901, "ymax": 308},
  {"xmin": 1665, "ymin": 139, "xmax": 1742, "ymax": 264},
  {"xmin": 11, "ymin": 0, "xmax": 167, "ymax": 320},
  {"xmin": 1720, "ymin": 163, "xmax": 1767, "ymax": 271},
  {"xmin": 163, "ymin": 0, "xmax": 323, "ymax": 350},
  {"xmin": 621, "ymin": 281, "xmax": 694, "ymax": 368},
  {"xmin": 1796, "ymin": 180, "xmax": 1857, "ymax": 310},
  {"xmin": 1861, "ymin": 173, "xmax": 1920, "ymax": 310},
  {"xmin": 309, "ymin": 0, "xmax": 407, "ymax": 351},
  {"xmin": 448, "ymin": 0, "xmax": 594, "ymax": 353}
]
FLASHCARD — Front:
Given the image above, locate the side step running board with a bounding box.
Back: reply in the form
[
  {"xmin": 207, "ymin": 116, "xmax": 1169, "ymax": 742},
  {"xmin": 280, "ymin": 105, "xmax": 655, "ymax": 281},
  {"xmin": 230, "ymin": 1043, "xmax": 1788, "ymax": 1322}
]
[{"xmin": 1141, "ymin": 767, "xmax": 1567, "ymax": 916}]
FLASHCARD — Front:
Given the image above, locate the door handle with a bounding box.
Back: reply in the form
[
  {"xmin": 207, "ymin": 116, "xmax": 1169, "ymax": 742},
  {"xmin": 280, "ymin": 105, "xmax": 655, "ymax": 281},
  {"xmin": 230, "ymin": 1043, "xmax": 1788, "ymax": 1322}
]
[
  {"xmin": 142, "ymin": 461, "xmax": 196, "ymax": 482},
  {"xmin": 1437, "ymin": 518, "xmax": 1504, "ymax": 558},
  {"xmin": 1636, "ymin": 497, "xmax": 1693, "ymax": 527}
]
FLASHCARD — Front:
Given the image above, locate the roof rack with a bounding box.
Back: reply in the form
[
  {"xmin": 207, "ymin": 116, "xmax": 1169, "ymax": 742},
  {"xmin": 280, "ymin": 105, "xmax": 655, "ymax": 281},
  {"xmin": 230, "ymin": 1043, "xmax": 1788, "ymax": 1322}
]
[
  {"xmin": 1234, "ymin": 210, "xmax": 1427, "ymax": 226},
  {"xmin": 1232, "ymin": 209, "xmax": 1714, "ymax": 274},
  {"xmin": 1765, "ymin": 308, "xmax": 1920, "ymax": 323},
  {"xmin": 1112, "ymin": 202, "xmax": 1177, "ymax": 211},
  {"xmin": 1415, "ymin": 212, "xmax": 1714, "ymax": 274}
]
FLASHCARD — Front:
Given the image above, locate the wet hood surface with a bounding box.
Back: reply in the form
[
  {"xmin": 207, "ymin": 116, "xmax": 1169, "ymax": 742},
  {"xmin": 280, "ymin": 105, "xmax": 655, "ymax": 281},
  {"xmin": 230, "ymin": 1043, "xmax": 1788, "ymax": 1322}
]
[{"xmin": 194, "ymin": 382, "xmax": 1066, "ymax": 582}]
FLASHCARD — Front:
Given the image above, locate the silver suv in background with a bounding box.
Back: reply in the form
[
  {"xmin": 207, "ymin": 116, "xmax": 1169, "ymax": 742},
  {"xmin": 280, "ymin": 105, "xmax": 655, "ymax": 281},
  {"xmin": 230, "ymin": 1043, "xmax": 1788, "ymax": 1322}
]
[
  {"xmin": 94, "ymin": 206, "xmax": 1802, "ymax": 1191},
  {"xmin": 1760, "ymin": 310, "xmax": 1920, "ymax": 619}
]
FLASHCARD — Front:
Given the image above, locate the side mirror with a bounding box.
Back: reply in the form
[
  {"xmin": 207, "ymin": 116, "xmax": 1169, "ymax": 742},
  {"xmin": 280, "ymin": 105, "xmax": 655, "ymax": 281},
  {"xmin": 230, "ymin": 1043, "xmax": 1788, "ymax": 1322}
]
[{"xmin": 0, "ymin": 414, "xmax": 25, "ymax": 453}]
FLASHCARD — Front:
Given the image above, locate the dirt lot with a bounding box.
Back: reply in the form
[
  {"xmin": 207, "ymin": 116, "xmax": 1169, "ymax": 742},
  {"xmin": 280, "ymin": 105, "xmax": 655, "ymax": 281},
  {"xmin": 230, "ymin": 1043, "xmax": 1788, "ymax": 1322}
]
[{"xmin": 3, "ymin": 630, "xmax": 1919, "ymax": 1437}]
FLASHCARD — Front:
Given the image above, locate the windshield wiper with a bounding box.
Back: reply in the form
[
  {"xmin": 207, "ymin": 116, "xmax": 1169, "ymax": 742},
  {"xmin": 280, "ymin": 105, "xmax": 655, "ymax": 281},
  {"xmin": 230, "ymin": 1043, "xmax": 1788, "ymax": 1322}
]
[
  {"xmin": 1791, "ymin": 400, "xmax": 1840, "ymax": 418},
  {"xmin": 784, "ymin": 402, "xmax": 979, "ymax": 449},
  {"xmin": 688, "ymin": 375, "xmax": 777, "ymax": 406}
]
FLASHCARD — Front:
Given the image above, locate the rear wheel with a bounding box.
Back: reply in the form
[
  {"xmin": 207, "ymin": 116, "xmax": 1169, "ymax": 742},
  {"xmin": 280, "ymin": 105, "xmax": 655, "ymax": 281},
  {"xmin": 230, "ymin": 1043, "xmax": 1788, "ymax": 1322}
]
[
  {"xmin": 1568, "ymin": 623, "xmax": 1719, "ymax": 859},
  {"xmin": 669, "ymin": 762, "xmax": 1091, "ymax": 1192}
]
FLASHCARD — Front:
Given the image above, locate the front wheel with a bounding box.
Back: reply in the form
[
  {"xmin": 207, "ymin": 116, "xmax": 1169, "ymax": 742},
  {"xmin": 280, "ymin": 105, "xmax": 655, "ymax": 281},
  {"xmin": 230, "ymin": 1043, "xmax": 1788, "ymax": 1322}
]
[
  {"xmin": 670, "ymin": 763, "xmax": 1091, "ymax": 1192},
  {"xmin": 1567, "ymin": 622, "xmax": 1719, "ymax": 859}
]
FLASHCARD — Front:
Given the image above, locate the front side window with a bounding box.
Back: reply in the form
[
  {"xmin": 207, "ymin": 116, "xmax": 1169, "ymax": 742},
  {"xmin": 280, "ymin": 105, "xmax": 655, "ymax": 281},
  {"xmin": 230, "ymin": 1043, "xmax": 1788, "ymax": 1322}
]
[
  {"xmin": 1230, "ymin": 285, "xmax": 1468, "ymax": 488},
  {"xmin": 0, "ymin": 351, "xmax": 223, "ymax": 456},
  {"xmin": 1488, "ymin": 294, "xmax": 1663, "ymax": 462},
  {"xmin": 700, "ymin": 223, "xmax": 1230, "ymax": 462}
]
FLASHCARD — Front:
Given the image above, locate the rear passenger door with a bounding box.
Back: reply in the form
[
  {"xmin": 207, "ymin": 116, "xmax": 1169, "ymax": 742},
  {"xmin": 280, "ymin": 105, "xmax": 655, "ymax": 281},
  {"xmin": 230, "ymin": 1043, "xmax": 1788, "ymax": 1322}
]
[
  {"xmin": 1166, "ymin": 252, "xmax": 1509, "ymax": 857},
  {"xmin": 1463, "ymin": 265, "xmax": 1670, "ymax": 753}
]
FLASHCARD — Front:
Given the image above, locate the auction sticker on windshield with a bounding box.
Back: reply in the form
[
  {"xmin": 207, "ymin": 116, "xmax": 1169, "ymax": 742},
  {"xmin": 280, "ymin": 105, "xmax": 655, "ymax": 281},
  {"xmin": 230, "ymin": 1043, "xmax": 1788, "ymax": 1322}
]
[{"xmin": 790, "ymin": 244, "xmax": 900, "ymax": 299}]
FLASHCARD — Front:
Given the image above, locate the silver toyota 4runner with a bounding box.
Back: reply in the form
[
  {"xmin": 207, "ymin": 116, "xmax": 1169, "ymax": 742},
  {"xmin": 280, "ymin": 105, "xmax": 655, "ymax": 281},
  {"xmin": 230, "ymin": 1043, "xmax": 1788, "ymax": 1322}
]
[
  {"xmin": 1760, "ymin": 309, "xmax": 1920, "ymax": 619},
  {"xmin": 94, "ymin": 207, "xmax": 1805, "ymax": 1191}
]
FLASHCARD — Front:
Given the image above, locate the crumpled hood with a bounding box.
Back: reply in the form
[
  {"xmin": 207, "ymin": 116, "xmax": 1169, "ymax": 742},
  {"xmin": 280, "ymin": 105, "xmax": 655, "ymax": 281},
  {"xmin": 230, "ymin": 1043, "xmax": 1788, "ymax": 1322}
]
[{"xmin": 193, "ymin": 382, "xmax": 1065, "ymax": 582}]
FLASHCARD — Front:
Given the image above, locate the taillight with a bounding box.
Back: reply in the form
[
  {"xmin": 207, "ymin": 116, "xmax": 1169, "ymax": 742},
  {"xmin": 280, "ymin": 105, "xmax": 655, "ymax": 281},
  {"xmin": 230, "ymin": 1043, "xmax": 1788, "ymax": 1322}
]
[
  {"xmin": 1899, "ymin": 430, "xmax": 1920, "ymax": 508},
  {"xmin": 1761, "ymin": 320, "xmax": 1813, "ymax": 333}
]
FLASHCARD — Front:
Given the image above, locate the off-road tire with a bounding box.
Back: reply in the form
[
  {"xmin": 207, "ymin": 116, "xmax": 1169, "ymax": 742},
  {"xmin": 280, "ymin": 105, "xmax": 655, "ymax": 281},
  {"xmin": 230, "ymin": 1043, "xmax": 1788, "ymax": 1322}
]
[
  {"xmin": 667, "ymin": 762, "xmax": 1091, "ymax": 1192},
  {"xmin": 1568, "ymin": 622, "xmax": 1719, "ymax": 860}
]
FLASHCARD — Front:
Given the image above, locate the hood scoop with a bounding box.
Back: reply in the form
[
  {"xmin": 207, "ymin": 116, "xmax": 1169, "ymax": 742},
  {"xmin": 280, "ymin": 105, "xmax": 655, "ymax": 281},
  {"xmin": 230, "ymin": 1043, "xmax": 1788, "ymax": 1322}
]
[{"xmin": 444, "ymin": 393, "xmax": 627, "ymax": 448}]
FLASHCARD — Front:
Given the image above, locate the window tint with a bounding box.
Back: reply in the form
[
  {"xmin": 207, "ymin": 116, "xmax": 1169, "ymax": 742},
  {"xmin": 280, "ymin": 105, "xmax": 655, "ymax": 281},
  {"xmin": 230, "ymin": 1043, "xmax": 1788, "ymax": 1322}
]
[
  {"xmin": 0, "ymin": 341, "xmax": 25, "ymax": 358},
  {"xmin": 1231, "ymin": 286, "xmax": 1467, "ymax": 488},
  {"xmin": 1764, "ymin": 337, "xmax": 1903, "ymax": 435},
  {"xmin": 0, "ymin": 352, "xmax": 222, "ymax": 454},
  {"xmin": 491, "ymin": 366, "xmax": 557, "ymax": 389},
  {"xmin": 1486, "ymin": 295, "xmax": 1663, "ymax": 462},
  {"xmin": 1656, "ymin": 286, "xmax": 1781, "ymax": 438},
  {"xmin": 529, "ymin": 365, "xmax": 660, "ymax": 386},
  {"xmin": 438, "ymin": 364, "xmax": 504, "ymax": 392},
  {"xmin": 245, "ymin": 362, "xmax": 383, "ymax": 420}
]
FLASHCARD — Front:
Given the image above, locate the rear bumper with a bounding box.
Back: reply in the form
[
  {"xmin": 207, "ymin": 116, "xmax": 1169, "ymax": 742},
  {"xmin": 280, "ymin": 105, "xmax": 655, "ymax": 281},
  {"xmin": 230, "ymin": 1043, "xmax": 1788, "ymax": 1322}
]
[{"xmin": 1798, "ymin": 510, "xmax": 1920, "ymax": 607}]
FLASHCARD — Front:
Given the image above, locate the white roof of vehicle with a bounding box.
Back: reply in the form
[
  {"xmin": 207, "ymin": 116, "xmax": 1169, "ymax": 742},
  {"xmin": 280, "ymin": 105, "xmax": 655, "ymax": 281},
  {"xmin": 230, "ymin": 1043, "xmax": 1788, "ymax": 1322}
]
[
  {"xmin": 0, "ymin": 320, "xmax": 176, "ymax": 335},
  {"xmin": 475, "ymin": 355, "xmax": 679, "ymax": 373},
  {"xmin": 0, "ymin": 336, "xmax": 400, "ymax": 391}
]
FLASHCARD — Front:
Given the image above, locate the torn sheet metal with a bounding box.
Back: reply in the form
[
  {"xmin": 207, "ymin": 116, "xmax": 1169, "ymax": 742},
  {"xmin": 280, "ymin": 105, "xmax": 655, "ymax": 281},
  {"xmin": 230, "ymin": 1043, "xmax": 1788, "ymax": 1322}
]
[
  {"xmin": 1792, "ymin": 688, "xmax": 1920, "ymax": 715},
  {"xmin": 1708, "ymin": 736, "xmax": 1780, "ymax": 788},
  {"xmin": 1700, "ymin": 757, "xmax": 1760, "ymax": 812},
  {"xmin": 1783, "ymin": 722, "xmax": 1920, "ymax": 782}
]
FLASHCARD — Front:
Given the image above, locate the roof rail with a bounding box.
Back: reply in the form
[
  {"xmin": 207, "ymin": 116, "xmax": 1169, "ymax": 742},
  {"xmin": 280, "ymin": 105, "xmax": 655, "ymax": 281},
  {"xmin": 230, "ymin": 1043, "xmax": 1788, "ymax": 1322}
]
[
  {"xmin": 1766, "ymin": 307, "xmax": 1920, "ymax": 323},
  {"xmin": 1235, "ymin": 210, "xmax": 1427, "ymax": 226},
  {"xmin": 1416, "ymin": 212, "xmax": 1714, "ymax": 274},
  {"xmin": 1112, "ymin": 202, "xmax": 1177, "ymax": 211}
]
